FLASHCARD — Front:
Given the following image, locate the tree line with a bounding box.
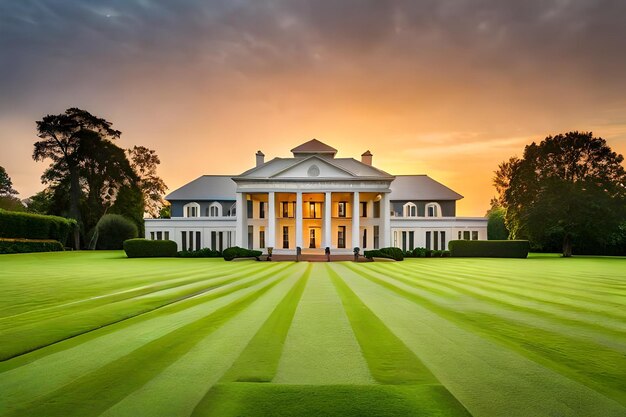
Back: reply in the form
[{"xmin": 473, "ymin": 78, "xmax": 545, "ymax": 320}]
[{"xmin": 0, "ymin": 108, "xmax": 169, "ymax": 249}]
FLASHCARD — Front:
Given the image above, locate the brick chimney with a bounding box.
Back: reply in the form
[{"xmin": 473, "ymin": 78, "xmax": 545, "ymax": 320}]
[
  {"xmin": 256, "ymin": 150, "xmax": 265, "ymax": 167},
  {"xmin": 361, "ymin": 150, "xmax": 372, "ymax": 166}
]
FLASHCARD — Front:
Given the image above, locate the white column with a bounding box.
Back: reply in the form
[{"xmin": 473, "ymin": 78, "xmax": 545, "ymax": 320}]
[
  {"xmin": 382, "ymin": 192, "xmax": 391, "ymax": 247},
  {"xmin": 295, "ymin": 191, "xmax": 303, "ymax": 249},
  {"xmin": 235, "ymin": 192, "xmax": 246, "ymax": 248},
  {"xmin": 267, "ymin": 192, "xmax": 276, "ymax": 248},
  {"xmin": 352, "ymin": 191, "xmax": 360, "ymax": 249},
  {"xmin": 324, "ymin": 191, "xmax": 332, "ymax": 248}
]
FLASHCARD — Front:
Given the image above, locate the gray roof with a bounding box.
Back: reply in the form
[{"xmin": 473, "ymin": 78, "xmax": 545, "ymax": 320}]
[
  {"xmin": 290, "ymin": 139, "xmax": 337, "ymax": 154},
  {"xmin": 389, "ymin": 175, "xmax": 463, "ymax": 201},
  {"xmin": 234, "ymin": 155, "xmax": 393, "ymax": 180},
  {"xmin": 166, "ymin": 175, "xmax": 236, "ymax": 201}
]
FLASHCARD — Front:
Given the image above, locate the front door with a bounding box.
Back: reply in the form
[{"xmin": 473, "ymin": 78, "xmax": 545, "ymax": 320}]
[{"xmin": 309, "ymin": 228, "xmax": 320, "ymax": 248}]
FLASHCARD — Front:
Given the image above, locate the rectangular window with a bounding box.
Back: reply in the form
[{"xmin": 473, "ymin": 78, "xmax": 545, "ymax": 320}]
[
  {"xmin": 440, "ymin": 231, "xmax": 446, "ymax": 250},
  {"xmin": 247, "ymin": 226, "xmax": 253, "ymax": 250},
  {"xmin": 373, "ymin": 201, "xmax": 380, "ymax": 218},
  {"xmin": 402, "ymin": 231, "xmax": 407, "ymax": 251},
  {"xmin": 373, "ymin": 226, "xmax": 380, "ymax": 249},
  {"xmin": 196, "ymin": 232, "xmax": 201, "ymax": 251},
  {"xmin": 463, "ymin": 230, "xmax": 470, "ymax": 240},
  {"xmin": 211, "ymin": 231, "xmax": 217, "ymax": 250},
  {"xmin": 309, "ymin": 228, "xmax": 316, "ymax": 249},
  {"xmin": 259, "ymin": 230, "xmax": 265, "ymax": 249},
  {"xmin": 181, "ymin": 231, "xmax": 187, "ymax": 251},
  {"xmin": 426, "ymin": 231, "xmax": 431, "ymax": 250},
  {"xmin": 247, "ymin": 200, "xmax": 253, "ymax": 219},
  {"xmin": 338, "ymin": 202, "xmax": 347, "ymax": 218},
  {"xmin": 360, "ymin": 202, "xmax": 367, "ymax": 217},
  {"xmin": 472, "ymin": 231, "xmax": 478, "ymax": 240},
  {"xmin": 259, "ymin": 202, "xmax": 265, "ymax": 219},
  {"xmin": 362, "ymin": 228, "xmax": 367, "ymax": 249},
  {"xmin": 338, "ymin": 226, "xmax": 346, "ymax": 248},
  {"xmin": 458, "ymin": 231, "xmax": 462, "ymax": 239},
  {"xmin": 434, "ymin": 230, "xmax": 439, "ymax": 250},
  {"xmin": 156, "ymin": 231, "xmax": 162, "ymax": 240},
  {"xmin": 150, "ymin": 232, "xmax": 155, "ymax": 240},
  {"xmin": 283, "ymin": 226, "xmax": 289, "ymax": 249},
  {"xmin": 409, "ymin": 231, "xmax": 414, "ymax": 251},
  {"xmin": 282, "ymin": 202, "xmax": 290, "ymax": 218},
  {"xmin": 218, "ymin": 232, "xmax": 224, "ymax": 252},
  {"xmin": 164, "ymin": 231, "xmax": 169, "ymax": 240}
]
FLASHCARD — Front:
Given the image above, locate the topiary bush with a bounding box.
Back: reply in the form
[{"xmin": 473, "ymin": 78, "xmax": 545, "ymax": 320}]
[
  {"xmin": 222, "ymin": 246, "xmax": 262, "ymax": 261},
  {"xmin": 123, "ymin": 238, "xmax": 178, "ymax": 258},
  {"xmin": 0, "ymin": 208, "xmax": 76, "ymax": 245},
  {"xmin": 363, "ymin": 247, "xmax": 404, "ymax": 261},
  {"xmin": 448, "ymin": 240, "xmax": 529, "ymax": 258},
  {"xmin": 0, "ymin": 238, "xmax": 63, "ymax": 254},
  {"xmin": 177, "ymin": 248, "xmax": 222, "ymax": 258},
  {"xmin": 95, "ymin": 214, "xmax": 138, "ymax": 250}
]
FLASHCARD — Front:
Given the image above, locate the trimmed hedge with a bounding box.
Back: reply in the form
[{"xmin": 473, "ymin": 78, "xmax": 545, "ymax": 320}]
[
  {"xmin": 95, "ymin": 214, "xmax": 138, "ymax": 250},
  {"xmin": 0, "ymin": 238, "xmax": 64, "ymax": 254},
  {"xmin": 363, "ymin": 247, "xmax": 404, "ymax": 261},
  {"xmin": 0, "ymin": 209, "xmax": 76, "ymax": 245},
  {"xmin": 177, "ymin": 248, "xmax": 222, "ymax": 258},
  {"xmin": 448, "ymin": 240, "xmax": 529, "ymax": 258},
  {"xmin": 223, "ymin": 246, "xmax": 262, "ymax": 261},
  {"xmin": 123, "ymin": 238, "xmax": 178, "ymax": 258}
]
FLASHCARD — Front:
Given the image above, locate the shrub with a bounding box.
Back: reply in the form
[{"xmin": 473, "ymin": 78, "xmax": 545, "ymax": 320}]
[
  {"xmin": 222, "ymin": 246, "xmax": 262, "ymax": 261},
  {"xmin": 94, "ymin": 214, "xmax": 138, "ymax": 250},
  {"xmin": 0, "ymin": 208, "xmax": 76, "ymax": 245},
  {"xmin": 123, "ymin": 238, "xmax": 178, "ymax": 258},
  {"xmin": 432, "ymin": 250, "xmax": 443, "ymax": 257},
  {"xmin": 412, "ymin": 247, "xmax": 428, "ymax": 257},
  {"xmin": 0, "ymin": 238, "xmax": 63, "ymax": 254},
  {"xmin": 441, "ymin": 250, "xmax": 451, "ymax": 257},
  {"xmin": 363, "ymin": 247, "xmax": 404, "ymax": 261},
  {"xmin": 177, "ymin": 248, "xmax": 222, "ymax": 258},
  {"xmin": 448, "ymin": 240, "xmax": 529, "ymax": 258}
]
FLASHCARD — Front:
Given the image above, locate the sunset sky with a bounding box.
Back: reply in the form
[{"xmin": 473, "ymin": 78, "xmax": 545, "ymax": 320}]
[{"xmin": 1, "ymin": 0, "xmax": 626, "ymax": 216}]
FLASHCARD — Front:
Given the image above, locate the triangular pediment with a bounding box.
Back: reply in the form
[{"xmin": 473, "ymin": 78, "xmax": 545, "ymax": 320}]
[{"xmin": 271, "ymin": 155, "xmax": 356, "ymax": 179}]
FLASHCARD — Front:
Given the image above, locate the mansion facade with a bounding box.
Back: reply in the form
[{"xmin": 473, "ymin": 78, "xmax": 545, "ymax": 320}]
[{"xmin": 145, "ymin": 139, "xmax": 487, "ymax": 254}]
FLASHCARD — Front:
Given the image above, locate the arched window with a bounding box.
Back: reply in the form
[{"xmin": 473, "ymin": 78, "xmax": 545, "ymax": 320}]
[
  {"xmin": 183, "ymin": 202, "xmax": 200, "ymax": 218},
  {"xmin": 403, "ymin": 202, "xmax": 417, "ymax": 217},
  {"xmin": 425, "ymin": 202, "xmax": 442, "ymax": 218},
  {"xmin": 207, "ymin": 202, "xmax": 222, "ymax": 217},
  {"xmin": 228, "ymin": 203, "xmax": 237, "ymax": 217}
]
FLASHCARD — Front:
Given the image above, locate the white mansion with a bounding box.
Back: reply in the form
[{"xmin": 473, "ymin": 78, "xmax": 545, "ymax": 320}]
[{"xmin": 145, "ymin": 139, "xmax": 487, "ymax": 254}]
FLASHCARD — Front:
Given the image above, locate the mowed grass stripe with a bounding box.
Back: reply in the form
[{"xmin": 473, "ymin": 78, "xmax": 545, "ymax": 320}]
[
  {"xmin": 273, "ymin": 263, "xmax": 373, "ymax": 384},
  {"xmin": 0, "ymin": 262, "xmax": 291, "ymax": 362},
  {"xmin": 337, "ymin": 263, "xmax": 626, "ymax": 417},
  {"xmin": 327, "ymin": 265, "xmax": 437, "ymax": 385},
  {"xmin": 99, "ymin": 264, "xmax": 309, "ymax": 417},
  {"xmin": 0, "ymin": 260, "xmax": 260, "ymax": 323},
  {"xmin": 221, "ymin": 264, "xmax": 311, "ymax": 383},
  {"xmin": 345, "ymin": 263, "xmax": 626, "ymax": 407},
  {"xmin": 370, "ymin": 263, "xmax": 626, "ymax": 339},
  {"xmin": 0, "ymin": 263, "xmax": 290, "ymax": 404},
  {"xmin": 0, "ymin": 265, "xmax": 294, "ymax": 417}
]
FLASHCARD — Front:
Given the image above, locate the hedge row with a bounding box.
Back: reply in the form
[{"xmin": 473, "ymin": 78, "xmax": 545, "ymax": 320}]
[
  {"xmin": 448, "ymin": 240, "xmax": 529, "ymax": 258},
  {"xmin": 405, "ymin": 248, "xmax": 451, "ymax": 257},
  {"xmin": 0, "ymin": 209, "xmax": 76, "ymax": 245},
  {"xmin": 123, "ymin": 239, "xmax": 178, "ymax": 258},
  {"xmin": 0, "ymin": 238, "xmax": 64, "ymax": 254},
  {"xmin": 363, "ymin": 247, "xmax": 404, "ymax": 261},
  {"xmin": 223, "ymin": 246, "xmax": 262, "ymax": 261},
  {"xmin": 177, "ymin": 248, "xmax": 222, "ymax": 258}
]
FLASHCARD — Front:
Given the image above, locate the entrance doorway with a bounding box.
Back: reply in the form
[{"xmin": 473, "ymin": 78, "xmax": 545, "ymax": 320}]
[{"xmin": 309, "ymin": 227, "xmax": 321, "ymax": 248}]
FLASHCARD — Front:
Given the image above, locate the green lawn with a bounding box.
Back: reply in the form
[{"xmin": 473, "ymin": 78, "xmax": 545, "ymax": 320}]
[{"xmin": 0, "ymin": 252, "xmax": 625, "ymax": 417}]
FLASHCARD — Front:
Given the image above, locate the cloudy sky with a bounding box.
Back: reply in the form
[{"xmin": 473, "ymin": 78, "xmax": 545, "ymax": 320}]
[{"xmin": 1, "ymin": 0, "xmax": 625, "ymax": 215}]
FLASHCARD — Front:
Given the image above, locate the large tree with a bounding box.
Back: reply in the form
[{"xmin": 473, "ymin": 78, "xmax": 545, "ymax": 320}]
[
  {"xmin": 34, "ymin": 108, "xmax": 121, "ymax": 248},
  {"xmin": 494, "ymin": 131, "xmax": 626, "ymax": 256},
  {"xmin": 0, "ymin": 166, "xmax": 18, "ymax": 196},
  {"xmin": 127, "ymin": 146, "xmax": 168, "ymax": 218}
]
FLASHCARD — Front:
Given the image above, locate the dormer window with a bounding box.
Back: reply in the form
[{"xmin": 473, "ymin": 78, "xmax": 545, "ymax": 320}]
[
  {"xmin": 403, "ymin": 202, "xmax": 417, "ymax": 217},
  {"xmin": 208, "ymin": 202, "xmax": 222, "ymax": 217},
  {"xmin": 426, "ymin": 203, "xmax": 442, "ymax": 218},
  {"xmin": 183, "ymin": 202, "xmax": 200, "ymax": 218}
]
